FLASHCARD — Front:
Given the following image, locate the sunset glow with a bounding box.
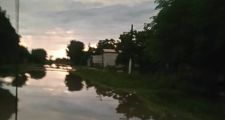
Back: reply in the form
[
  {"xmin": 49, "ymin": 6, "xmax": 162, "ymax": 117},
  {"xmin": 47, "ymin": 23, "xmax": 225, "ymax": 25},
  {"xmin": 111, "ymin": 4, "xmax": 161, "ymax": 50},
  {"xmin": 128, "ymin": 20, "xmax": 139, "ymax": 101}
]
[
  {"xmin": 51, "ymin": 49, "xmax": 67, "ymax": 59},
  {"xmin": 1, "ymin": 0, "xmax": 156, "ymax": 59}
]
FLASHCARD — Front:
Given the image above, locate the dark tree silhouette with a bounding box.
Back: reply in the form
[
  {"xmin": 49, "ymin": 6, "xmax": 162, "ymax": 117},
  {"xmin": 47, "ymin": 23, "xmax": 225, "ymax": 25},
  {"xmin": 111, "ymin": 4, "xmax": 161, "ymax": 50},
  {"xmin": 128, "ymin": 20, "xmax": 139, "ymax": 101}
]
[
  {"xmin": 67, "ymin": 40, "xmax": 87, "ymax": 65},
  {"xmin": 0, "ymin": 87, "xmax": 16, "ymax": 120},
  {"xmin": 0, "ymin": 7, "xmax": 20, "ymax": 65},
  {"xmin": 18, "ymin": 46, "xmax": 30, "ymax": 64},
  {"xmin": 65, "ymin": 73, "xmax": 83, "ymax": 91},
  {"xmin": 116, "ymin": 27, "xmax": 152, "ymax": 72},
  {"xmin": 116, "ymin": 30, "xmax": 137, "ymax": 66},
  {"xmin": 30, "ymin": 49, "xmax": 47, "ymax": 64},
  {"xmin": 27, "ymin": 67, "xmax": 46, "ymax": 80},
  {"xmin": 11, "ymin": 73, "xmax": 28, "ymax": 87},
  {"xmin": 145, "ymin": 0, "xmax": 225, "ymax": 95}
]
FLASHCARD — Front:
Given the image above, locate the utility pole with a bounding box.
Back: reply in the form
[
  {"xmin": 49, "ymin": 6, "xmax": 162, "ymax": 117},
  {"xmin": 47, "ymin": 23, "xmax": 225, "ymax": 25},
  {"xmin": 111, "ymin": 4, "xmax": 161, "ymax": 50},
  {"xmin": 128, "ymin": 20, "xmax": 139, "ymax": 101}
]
[
  {"xmin": 15, "ymin": 0, "xmax": 20, "ymax": 120},
  {"xmin": 128, "ymin": 24, "xmax": 134, "ymax": 75}
]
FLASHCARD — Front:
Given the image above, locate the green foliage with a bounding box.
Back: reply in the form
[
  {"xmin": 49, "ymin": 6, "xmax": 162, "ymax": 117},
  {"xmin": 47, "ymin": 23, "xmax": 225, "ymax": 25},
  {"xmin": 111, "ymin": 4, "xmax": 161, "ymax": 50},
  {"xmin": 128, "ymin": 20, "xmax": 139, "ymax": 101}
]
[
  {"xmin": 147, "ymin": 0, "xmax": 225, "ymax": 95},
  {"xmin": 151, "ymin": 0, "xmax": 225, "ymax": 69},
  {"xmin": 116, "ymin": 31, "xmax": 136, "ymax": 65},
  {"xmin": 30, "ymin": 49, "xmax": 47, "ymax": 64},
  {"xmin": 116, "ymin": 27, "xmax": 153, "ymax": 72},
  {"xmin": 111, "ymin": 0, "xmax": 225, "ymax": 95},
  {"xmin": 67, "ymin": 40, "xmax": 87, "ymax": 65}
]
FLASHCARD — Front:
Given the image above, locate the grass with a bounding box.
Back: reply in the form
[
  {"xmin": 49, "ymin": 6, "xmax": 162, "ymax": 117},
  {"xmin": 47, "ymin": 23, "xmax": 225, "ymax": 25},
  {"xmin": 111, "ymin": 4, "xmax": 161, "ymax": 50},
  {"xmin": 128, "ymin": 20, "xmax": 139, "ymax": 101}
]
[{"xmin": 73, "ymin": 67, "xmax": 225, "ymax": 120}]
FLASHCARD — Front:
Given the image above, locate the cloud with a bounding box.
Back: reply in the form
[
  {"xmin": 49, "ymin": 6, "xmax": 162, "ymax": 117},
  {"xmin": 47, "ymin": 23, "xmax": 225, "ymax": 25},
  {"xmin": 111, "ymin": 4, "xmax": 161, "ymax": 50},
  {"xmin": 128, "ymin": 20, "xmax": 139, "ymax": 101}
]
[
  {"xmin": 1, "ymin": 0, "xmax": 157, "ymax": 58},
  {"xmin": 72, "ymin": 0, "xmax": 154, "ymax": 6}
]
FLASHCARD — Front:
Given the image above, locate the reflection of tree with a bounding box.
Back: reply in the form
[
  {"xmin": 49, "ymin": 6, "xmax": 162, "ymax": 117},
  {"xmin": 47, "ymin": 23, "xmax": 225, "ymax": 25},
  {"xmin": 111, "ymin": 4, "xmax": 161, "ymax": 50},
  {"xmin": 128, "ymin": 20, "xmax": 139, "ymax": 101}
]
[
  {"xmin": 0, "ymin": 87, "xmax": 16, "ymax": 120},
  {"xmin": 93, "ymin": 85, "xmax": 152, "ymax": 120},
  {"xmin": 65, "ymin": 73, "xmax": 83, "ymax": 91},
  {"xmin": 27, "ymin": 68, "xmax": 46, "ymax": 80},
  {"xmin": 11, "ymin": 73, "xmax": 28, "ymax": 87},
  {"xmin": 116, "ymin": 94, "xmax": 151, "ymax": 120}
]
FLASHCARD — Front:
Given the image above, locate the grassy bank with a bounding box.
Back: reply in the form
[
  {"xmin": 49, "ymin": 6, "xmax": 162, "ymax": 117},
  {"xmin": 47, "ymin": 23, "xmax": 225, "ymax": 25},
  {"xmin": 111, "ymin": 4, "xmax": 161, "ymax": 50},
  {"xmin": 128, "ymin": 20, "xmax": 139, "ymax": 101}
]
[{"xmin": 73, "ymin": 67, "xmax": 225, "ymax": 120}]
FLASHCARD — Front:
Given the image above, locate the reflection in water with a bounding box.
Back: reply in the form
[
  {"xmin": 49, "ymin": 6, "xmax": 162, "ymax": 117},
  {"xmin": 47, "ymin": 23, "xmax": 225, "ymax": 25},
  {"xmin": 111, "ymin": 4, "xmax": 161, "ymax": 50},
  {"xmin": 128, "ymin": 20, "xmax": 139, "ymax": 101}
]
[
  {"xmin": 91, "ymin": 85, "xmax": 153, "ymax": 120},
  {"xmin": 11, "ymin": 74, "xmax": 28, "ymax": 87},
  {"xmin": 65, "ymin": 72, "xmax": 84, "ymax": 91},
  {"xmin": 72, "ymin": 75, "xmax": 153, "ymax": 120},
  {"xmin": 0, "ymin": 87, "xmax": 16, "ymax": 120},
  {"xmin": 116, "ymin": 94, "xmax": 152, "ymax": 120},
  {"xmin": 27, "ymin": 67, "xmax": 46, "ymax": 80},
  {"xmin": 0, "ymin": 67, "xmax": 153, "ymax": 120}
]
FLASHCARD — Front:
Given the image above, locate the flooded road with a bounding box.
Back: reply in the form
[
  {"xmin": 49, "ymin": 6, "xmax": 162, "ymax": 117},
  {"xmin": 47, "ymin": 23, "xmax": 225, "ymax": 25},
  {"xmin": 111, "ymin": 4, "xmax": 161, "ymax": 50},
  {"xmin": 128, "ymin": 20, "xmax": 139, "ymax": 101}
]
[{"xmin": 0, "ymin": 67, "xmax": 153, "ymax": 120}]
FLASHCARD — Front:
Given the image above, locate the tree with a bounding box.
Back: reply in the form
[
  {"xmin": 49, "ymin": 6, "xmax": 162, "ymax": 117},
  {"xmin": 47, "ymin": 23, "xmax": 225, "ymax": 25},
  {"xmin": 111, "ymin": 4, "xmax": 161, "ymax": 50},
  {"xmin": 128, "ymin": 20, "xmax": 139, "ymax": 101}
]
[
  {"xmin": 54, "ymin": 58, "xmax": 69, "ymax": 65},
  {"xmin": 149, "ymin": 0, "xmax": 225, "ymax": 95},
  {"xmin": 18, "ymin": 46, "xmax": 30, "ymax": 63},
  {"xmin": 116, "ymin": 25, "xmax": 153, "ymax": 72},
  {"xmin": 0, "ymin": 7, "xmax": 20, "ymax": 65},
  {"xmin": 30, "ymin": 49, "xmax": 47, "ymax": 64},
  {"xmin": 116, "ymin": 27, "xmax": 137, "ymax": 66},
  {"xmin": 95, "ymin": 39, "xmax": 117, "ymax": 54},
  {"xmin": 66, "ymin": 40, "xmax": 86, "ymax": 65}
]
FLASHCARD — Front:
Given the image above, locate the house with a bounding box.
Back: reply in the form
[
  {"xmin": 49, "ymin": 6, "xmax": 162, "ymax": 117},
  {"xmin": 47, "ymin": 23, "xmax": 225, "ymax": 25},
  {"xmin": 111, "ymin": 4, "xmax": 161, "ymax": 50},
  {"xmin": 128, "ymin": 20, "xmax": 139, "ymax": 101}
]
[{"xmin": 91, "ymin": 49, "xmax": 118, "ymax": 67}]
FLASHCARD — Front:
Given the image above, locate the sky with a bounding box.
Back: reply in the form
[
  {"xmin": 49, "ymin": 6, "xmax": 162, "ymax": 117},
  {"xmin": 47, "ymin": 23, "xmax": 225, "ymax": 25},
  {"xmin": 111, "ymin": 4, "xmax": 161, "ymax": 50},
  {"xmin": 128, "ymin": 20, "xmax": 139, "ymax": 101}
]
[{"xmin": 0, "ymin": 0, "xmax": 156, "ymax": 59}]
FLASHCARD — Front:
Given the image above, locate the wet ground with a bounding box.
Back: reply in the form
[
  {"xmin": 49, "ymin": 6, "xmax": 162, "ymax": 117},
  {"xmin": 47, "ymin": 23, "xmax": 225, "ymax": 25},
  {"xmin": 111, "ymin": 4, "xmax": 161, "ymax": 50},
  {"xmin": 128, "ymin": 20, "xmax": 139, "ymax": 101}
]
[{"xmin": 0, "ymin": 66, "xmax": 154, "ymax": 120}]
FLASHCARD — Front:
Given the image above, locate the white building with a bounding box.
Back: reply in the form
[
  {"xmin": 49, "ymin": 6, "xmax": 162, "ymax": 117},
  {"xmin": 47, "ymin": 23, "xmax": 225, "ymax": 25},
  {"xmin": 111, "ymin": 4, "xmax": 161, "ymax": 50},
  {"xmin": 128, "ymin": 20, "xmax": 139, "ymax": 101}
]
[{"xmin": 91, "ymin": 49, "xmax": 118, "ymax": 67}]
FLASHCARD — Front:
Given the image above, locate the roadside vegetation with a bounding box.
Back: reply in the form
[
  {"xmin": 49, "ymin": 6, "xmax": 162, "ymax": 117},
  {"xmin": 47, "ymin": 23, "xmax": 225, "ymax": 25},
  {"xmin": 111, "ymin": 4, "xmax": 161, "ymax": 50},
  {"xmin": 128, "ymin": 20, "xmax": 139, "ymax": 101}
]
[
  {"xmin": 65, "ymin": 0, "xmax": 225, "ymax": 98},
  {"xmin": 1, "ymin": 0, "xmax": 225, "ymax": 119},
  {"xmin": 74, "ymin": 67, "xmax": 225, "ymax": 120},
  {"xmin": 65, "ymin": 1, "xmax": 225, "ymax": 119}
]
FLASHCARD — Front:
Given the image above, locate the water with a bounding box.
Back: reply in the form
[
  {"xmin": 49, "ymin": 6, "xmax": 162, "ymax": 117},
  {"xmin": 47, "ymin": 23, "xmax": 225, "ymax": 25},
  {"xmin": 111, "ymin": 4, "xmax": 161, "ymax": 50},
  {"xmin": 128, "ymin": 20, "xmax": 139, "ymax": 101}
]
[{"xmin": 0, "ymin": 66, "xmax": 153, "ymax": 120}]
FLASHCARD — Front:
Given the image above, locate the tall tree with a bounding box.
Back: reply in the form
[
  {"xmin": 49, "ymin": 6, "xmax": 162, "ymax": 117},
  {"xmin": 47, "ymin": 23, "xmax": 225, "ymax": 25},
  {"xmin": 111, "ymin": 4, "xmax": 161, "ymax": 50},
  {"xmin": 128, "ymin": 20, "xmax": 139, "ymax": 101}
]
[
  {"xmin": 149, "ymin": 0, "xmax": 225, "ymax": 95},
  {"xmin": 30, "ymin": 49, "xmax": 47, "ymax": 64},
  {"xmin": 66, "ymin": 40, "xmax": 86, "ymax": 65},
  {"xmin": 0, "ymin": 7, "xmax": 20, "ymax": 64},
  {"xmin": 116, "ymin": 26, "xmax": 137, "ymax": 66}
]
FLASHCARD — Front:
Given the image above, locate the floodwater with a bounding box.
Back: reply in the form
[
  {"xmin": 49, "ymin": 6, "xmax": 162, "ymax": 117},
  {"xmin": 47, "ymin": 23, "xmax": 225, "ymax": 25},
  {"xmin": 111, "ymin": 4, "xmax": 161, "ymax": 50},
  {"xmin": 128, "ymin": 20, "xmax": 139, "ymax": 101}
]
[{"xmin": 0, "ymin": 66, "xmax": 154, "ymax": 120}]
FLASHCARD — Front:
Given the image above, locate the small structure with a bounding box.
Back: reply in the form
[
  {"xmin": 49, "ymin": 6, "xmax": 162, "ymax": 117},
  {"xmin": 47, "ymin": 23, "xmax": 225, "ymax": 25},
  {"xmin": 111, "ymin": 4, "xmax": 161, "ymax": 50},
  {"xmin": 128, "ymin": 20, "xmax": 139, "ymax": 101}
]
[{"xmin": 91, "ymin": 49, "xmax": 118, "ymax": 68}]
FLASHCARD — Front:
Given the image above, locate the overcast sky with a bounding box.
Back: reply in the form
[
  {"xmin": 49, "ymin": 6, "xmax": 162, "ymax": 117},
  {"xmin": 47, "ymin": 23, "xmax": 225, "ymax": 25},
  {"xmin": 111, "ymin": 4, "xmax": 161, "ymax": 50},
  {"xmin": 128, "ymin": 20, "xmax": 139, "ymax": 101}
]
[{"xmin": 0, "ymin": 0, "xmax": 156, "ymax": 58}]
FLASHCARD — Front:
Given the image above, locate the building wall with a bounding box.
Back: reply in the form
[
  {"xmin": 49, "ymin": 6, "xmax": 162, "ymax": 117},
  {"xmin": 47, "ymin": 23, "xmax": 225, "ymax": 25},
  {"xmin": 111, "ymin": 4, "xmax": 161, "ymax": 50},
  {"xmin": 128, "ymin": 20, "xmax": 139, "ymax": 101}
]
[
  {"xmin": 92, "ymin": 55, "xmax": 102, "ymax": 65},
  {"xmin": 103, "ymin": 53, "xmax": 118, "ymax": 67},
  {"xmin": 92, "ymin": 49, "xmax": 118, "ymax": 67}
]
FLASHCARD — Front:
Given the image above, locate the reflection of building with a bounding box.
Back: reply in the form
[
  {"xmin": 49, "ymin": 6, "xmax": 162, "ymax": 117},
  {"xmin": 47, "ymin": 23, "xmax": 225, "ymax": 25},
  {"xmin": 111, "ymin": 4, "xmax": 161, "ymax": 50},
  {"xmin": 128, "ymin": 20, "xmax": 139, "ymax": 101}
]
[{"xmin": 91, "ymin": 49, "xmax": 118, "ymax": 67}]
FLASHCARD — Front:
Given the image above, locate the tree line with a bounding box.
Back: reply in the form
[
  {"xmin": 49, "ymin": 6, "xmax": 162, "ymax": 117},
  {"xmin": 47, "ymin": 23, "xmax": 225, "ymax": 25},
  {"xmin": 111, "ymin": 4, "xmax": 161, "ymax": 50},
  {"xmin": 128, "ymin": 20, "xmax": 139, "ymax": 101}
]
[
  {"xmin": 66, "ymin": 0, "xmax": 225, "ymax": 96},
  {"xmin": 0, "ymin": 7, "xmax": 47, "ymax": 65}
]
